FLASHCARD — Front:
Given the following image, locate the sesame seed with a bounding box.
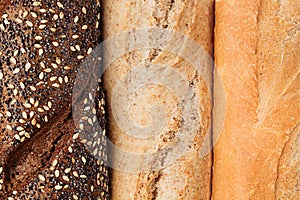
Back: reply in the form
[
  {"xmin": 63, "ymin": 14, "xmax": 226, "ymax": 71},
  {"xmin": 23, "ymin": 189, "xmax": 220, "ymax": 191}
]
[
  {"xmin": 39, "ymin": 9, "xmax": 47, "ymax": 13},
  {"xmin": 52, "ymin": 41, "xmax": 59, "ymax": 47},
  {"xmin": 39, "ymin": 72, "xmax": 44, "ymax": 80},
  {"xmin": 55, "ymin": 185, "xmax": 62, "ymax": 190},
  {"xmin": 38, "ymin": 108, "xmax": 44, "ymax": 112},
  {"xmin": 74, "ymin": 16, "xmax": 79, "ymax": 23},
  {"xmin": 30, "ymin": 111, "xmax": 34, "ymax": 118},
  {"xmin": 19, "ymin": 119, "xmax": 26, "ymax": 123},
  {"xmin": 38, "ymin": 174, "xmax": 46, "ymax": 182},
  {"xmin": 6, "ymin": 125, "xmax": 12, "ymax": 131},
  {"xmin": 39, "ymin": 49, "xmax": 44, "ymax": 55},
  {"xmin": 7, "ymin": 84, "xmax": 14, "ymax": 89},
  {"xmin": 96, "ymin": 21, "xmax": 99, "ymax": 28},
  {"xmin": 64, "ymin": 66, "xmax": 71, "ymax": 70},
  {"xmin": 13, "ymin": 50, "xmax": 19, "ymax": 57},
  {"xmin": 87, "ymin": 48, "xmax": 93, "ymax": 55},
  {"xmin": 35, "ymin": 36, "xmax": 43, "ymax": 40},
  {"xmin": 51, "ymin": 63, "xmax": 58, "ymax": 68},
  {"xmin": 49, "ymin": 8, "xmax": 55, "ymax": 13},
  {"xmin": 57, "ymin": 2, "xmax": 64, "ymax": 8},
  {"xmin": 73, "ymin": 133, "xmax": 79, "ymax": 140},
  {"xmin": 40, "ymin": 61, "xmax": 45, "ymax": 68},
  {"xmin": 44, "ymin": 116, "xmax": 48, "ymax": 122},
  {"xmin": 65, "ymin": 168, "xmax": 71, "ymax": 174},
  {"xmin": 53, "ymin": 14, "xmax": 58, "ymax": 20},
  {"xmin": 82, "ymin": 25, "xmax": 88, "ymax": 30},
  {"xmin": 26, "ymin": 21, "xmax": 33, "ymax": 27},
  {"xmin": 36, "ymin": 124, "xmax": 41, "ymax": 129},
  {"xmin": 0, "ymin": 167, "xmax": 2, "ymax": 174},
  {"xmin": 22, "ymin": 112, "xmax": 27, "ymax": 119},
  {"xmin": 13, "ymin": 68, "xmax": 20, "ymax": 74},
  {"xmin": 40, "ymin": 19, "xmax": 48, "ymax": 23},
  {"xmin": 15, "ymin": 134, "xmax": 21, "ymax": 140},
  {"xmin": 48, "ymin": 101, "xmax": 52, "ymax": 108},
  {"xmin": 10, "ymin": 57, "xmax": 16, "ymax": 65},
  {"xmin": 33, "ymin": 1, "xmax": 41, "ymax": 6},
  {"xmin": 63, "ymin": 176, "xmax": 70, "ymax": 182},
  {"xmin": 70, "ymin": 46, "xmax": 76, "ymax": 51},
  {"xmin": 20, "ymin": 137, "xmax": 26, "ymax": 142},
  {"xmin": 0, "ymin": 72, "xmax": 3, "ymax": 80},
  {"xmin": 55, "ymin": 170, "xmax": 60, "ymax": 177},
  {"xmin": 21, "ymin": 48, "xmax": 26, "ymax": 53},
  {"xmin": 91, "ymin": 185, "xmax": 94, "ymax": 192},
  {"xmin": 56, "ymin": 57, "xmax": 61, "ymax": 64},
  {"xmin": 31, "ymin": 119, "xmax": 37, "ymax": 126},
  {"xmin": 81, "ymin": 156, "xmax": 86, "ymax": 164},
  {"xmin": 44, "ymin": 68, "xmax": 52, "ymax": 73},
  {"xmin": 34, "ymin": 101, "xmax": 39, "ymax": 107},
  {"xmin": 15, "ymin": 18, "xmax": 23, "ymax": 23},
  {"xmin": 82, "ymin": 7, "xmax": 87, "ymax": 14},
  {"xmin": 23, "ymin": 11, "xmax": 28, "ymax": 18},
  {"xmin": 73, "ymin": 171, "xmax": 79, "ymax": 177},
  {"xmin": 8, "ymin": 197, "xmax": 14, "ymax": 200},
  {"xmin": 31, "ymin": 12, "xmax": 37, "ymax": 18},
  {"xmin": 6, "ymin": 111, "xmax": 11, "ymax": 117},
  {"xmin": 25, "ymin": 132, "xmax": 30, "ymax": 138},
  {"xmin": 43, "ymin": 105, "xmax": 49, "ymax": 111},
  {"xmin": 52, "ymin": 159, "xmax": 58, "ymax": 166},
  {"xmin": 0, "ymin": 24, "xmax": 4, "ymax": 30},
  {"xmin": 80, "ymin": 175, "xmax": 87, "ymax": 179},
  {"xmin": 24, "ymin": 103, "xmax": 31, "ymax": 108},
  {"xmin": 75, "ymin": 45, "xmax": 80, "ymax": 51},
  {"xmin": 39, "ymin": 24, "xmax": 46, "ymax": 29},
  {"xmin": 29, "ymin": 98, "xmax": 34, "ymax": 104},
  {"xmin": 25, "ymin": 63, "xmax": 31, "ymax": 71},
  {"xmin": 34, "ymin": 44, "xmax": 42, "ymax": 48},
  {"xmin": 52, "ymin": 83, "xmax": 60, "ymax": 88},
  {"xmin": 77, "ymin": 55, "xmax": 84, "ymax": 59},
  {"xmin": 68, "ymin": 146, "xmax": 73, "ymax": 153},
  {"xmin": 73, "ymin": 195, "xmax": 78, "ymax": 200},
  {"xmin": 58, "ymin": 77, "xmax": 63, "ymax": 84},
  {"xmin": 50, "ymin": 76, "xmax": 57, "ymax": 81},
  {"xmin": 17, "ymin": 126, "xmax": 24, "ymax": 131},
  {"xmin": 72, "ymin": 35, "xmax": 79, "ymax": 39},
  {"xmin": 79, "ymin": 124, "xmax": 84, "ymax": 130},
  {"xmin": 64, "ymin": 76, "xmax": 69, "ymax": 83},
  {"xmin": 59, "ymin": 12, "xmax": 64, "ymax": 19}
]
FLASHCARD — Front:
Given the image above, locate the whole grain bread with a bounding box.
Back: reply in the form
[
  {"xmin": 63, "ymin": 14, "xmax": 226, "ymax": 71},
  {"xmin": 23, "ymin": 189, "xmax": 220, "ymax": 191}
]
[{"xmin": 0, "ymin": 0, "xmax": 109, "ymax": 199}]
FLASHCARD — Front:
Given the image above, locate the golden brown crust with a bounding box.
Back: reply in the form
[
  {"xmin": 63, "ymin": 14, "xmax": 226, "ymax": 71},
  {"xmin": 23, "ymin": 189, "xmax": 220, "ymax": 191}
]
[{"xmin": 213, "ymin": 0, "xmax": 300, "ymax": 199}]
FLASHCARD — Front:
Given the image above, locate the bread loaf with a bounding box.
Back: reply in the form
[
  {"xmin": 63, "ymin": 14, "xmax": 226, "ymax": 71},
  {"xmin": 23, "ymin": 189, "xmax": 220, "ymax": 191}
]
[
  {"xmin": 0, "ymin": 0, "xmax": 109, "ymax": 199},
  {"xmin": 103, "ymin": 0, "xmax": 214, "ymax": 199},
  {"xmin": 213, "ymin": 0, "xmax": 300, "ymax": 199}
]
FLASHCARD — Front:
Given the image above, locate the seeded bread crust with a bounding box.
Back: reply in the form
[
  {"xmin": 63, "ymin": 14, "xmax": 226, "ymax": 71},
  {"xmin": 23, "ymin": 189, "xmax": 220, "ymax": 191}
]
[{"xmin": 0, "ymin": 0, "xmax": 109, "ymax": 199}]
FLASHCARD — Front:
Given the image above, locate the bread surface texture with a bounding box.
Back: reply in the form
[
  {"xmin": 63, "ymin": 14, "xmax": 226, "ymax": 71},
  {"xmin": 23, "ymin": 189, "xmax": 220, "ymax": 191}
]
[
  {"xmin": 213, "ymin": 0, "xmax": 300, "ymax": 199},
  {"xmin": 103, "ymin": 0, "xmax": 214, "ymax": 199},
  {"xmin": 0, "ymin": 0, "xmax": 109, "ymax": 199}
]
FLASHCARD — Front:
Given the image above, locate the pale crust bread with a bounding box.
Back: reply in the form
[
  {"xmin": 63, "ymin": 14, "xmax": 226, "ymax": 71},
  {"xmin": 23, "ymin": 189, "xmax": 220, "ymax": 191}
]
[
  {"xmin": 213, "ymin": 0, "xmax": 300, "ymax": 199},
  {"xmin": 103, "ymin": 0, "xmax": 214, "ymax": 199}
]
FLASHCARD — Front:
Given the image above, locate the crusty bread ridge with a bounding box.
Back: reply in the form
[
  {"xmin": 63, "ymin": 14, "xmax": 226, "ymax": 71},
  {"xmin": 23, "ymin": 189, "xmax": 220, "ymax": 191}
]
[{"xmin": 213, "ymin": 0, "xmax": 300, "ymax": 199}]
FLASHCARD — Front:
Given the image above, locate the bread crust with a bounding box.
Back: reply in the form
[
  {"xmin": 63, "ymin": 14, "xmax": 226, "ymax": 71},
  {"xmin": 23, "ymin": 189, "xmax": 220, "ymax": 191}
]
[
  {"xmin": 213, "ymin": 0, "xmax": 300, "ymax": 199},
  {"xmin": 103, "ymin": 0, "xmax": 214, "ymax": 199}
]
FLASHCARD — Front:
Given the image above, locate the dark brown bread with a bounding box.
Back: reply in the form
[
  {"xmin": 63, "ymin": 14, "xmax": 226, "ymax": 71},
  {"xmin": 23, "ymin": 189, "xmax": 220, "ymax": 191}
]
[{"xmin": 0, "ymin": 0, "xmax": 109, "ymax": 199}]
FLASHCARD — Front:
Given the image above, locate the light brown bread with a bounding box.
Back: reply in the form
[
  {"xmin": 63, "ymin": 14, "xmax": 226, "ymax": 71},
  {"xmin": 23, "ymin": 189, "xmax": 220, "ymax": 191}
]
[
  {"xmin": 213, "ymin": 0, "xmax": 300, "ymax": 199},
  {"xmin": 102, "ymin": 0, "xmax": 214, "ymax": 199}
]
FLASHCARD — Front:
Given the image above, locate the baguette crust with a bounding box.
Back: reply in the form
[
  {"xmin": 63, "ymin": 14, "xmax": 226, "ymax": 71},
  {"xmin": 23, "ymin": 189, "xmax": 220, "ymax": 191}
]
[
  {"xmin": 103, "ymin": 0, "xmax": 214, "ymax": 199},
  {"xmin": 213, "ymin": 0, "xmax": 300, "ymax": 199}
]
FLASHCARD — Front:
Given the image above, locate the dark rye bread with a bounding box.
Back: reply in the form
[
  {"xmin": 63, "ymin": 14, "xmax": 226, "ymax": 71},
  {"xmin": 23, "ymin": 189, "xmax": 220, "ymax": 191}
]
[{"xmin": 0, "ymin": 0, "xmax": 109, "ymax": 199}]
